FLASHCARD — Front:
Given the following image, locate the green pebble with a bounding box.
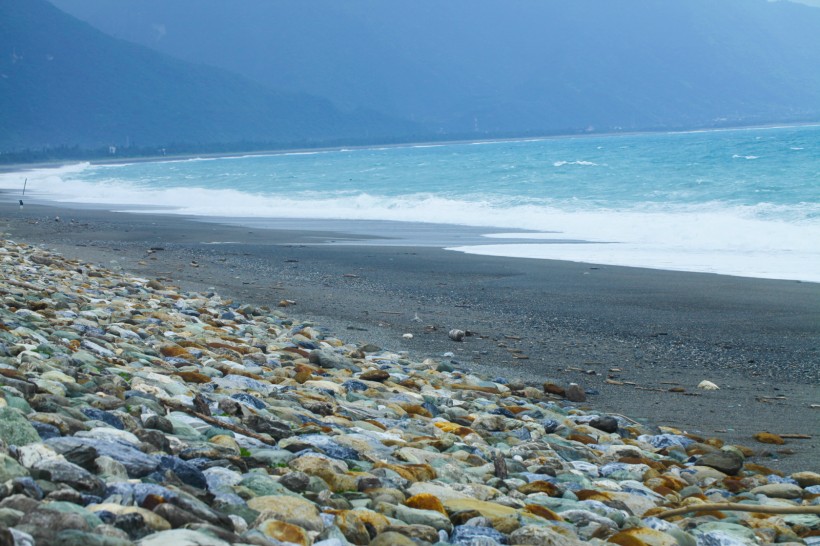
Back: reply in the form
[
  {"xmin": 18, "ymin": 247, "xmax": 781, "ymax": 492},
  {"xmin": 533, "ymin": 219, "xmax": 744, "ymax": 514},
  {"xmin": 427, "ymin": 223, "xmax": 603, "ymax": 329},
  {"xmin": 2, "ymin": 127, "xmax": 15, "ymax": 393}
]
[
  {"xmin": 2, "ymin": 393, "xmax": 33, "ymax": 413},
  {"xmin": 55, "ymin": 530, "xmax": 133, "ymax": 546},
  {"xmin": 0, "ymin": 507, "xmax": 24, "ymax": 527},
  {"xmin": 42, "ymin": 501, "xmax": 104, "ymax": 529},
  {"xmin": 0, "ymin": 454, "xmax": 29, "ymax": 482},
  {"xmin": 0, "ymin": 407, "xmax": 41, "ymax": 446}
]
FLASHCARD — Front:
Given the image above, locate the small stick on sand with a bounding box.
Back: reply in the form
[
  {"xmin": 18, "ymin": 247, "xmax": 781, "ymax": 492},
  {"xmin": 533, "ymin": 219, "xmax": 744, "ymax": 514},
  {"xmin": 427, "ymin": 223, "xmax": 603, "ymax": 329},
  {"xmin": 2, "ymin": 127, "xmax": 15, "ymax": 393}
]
[
  {"xmin": 656, "ymin": 502, "xmax": 820, "ymax": 519},
  {"xmin": 161, "ymin": 398, "xmax": 278, "ymax": 446}
]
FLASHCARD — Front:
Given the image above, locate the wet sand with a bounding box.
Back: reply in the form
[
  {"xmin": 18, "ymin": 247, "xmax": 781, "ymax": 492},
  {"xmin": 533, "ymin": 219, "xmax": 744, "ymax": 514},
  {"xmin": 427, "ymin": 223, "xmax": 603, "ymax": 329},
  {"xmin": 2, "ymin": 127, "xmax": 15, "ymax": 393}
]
[{"xmin": 1, "ymin": 199, "xmax": 818, "ymax": 473}]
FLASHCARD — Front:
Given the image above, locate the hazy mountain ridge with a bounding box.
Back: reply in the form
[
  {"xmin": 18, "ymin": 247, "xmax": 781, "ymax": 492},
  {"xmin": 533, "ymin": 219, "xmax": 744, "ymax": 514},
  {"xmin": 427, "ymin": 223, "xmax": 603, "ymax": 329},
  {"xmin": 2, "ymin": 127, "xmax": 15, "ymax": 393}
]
[
  {"xmin": 0, "ymin": 0, "xmax": 419, "ymax": 153},
  {"xmin": 47, "ymin": 0, "xmax": 820, "ymax": 138},
  {"xmin": 2, "ymin": 0, "xmax": 820, "ymax": 155}
]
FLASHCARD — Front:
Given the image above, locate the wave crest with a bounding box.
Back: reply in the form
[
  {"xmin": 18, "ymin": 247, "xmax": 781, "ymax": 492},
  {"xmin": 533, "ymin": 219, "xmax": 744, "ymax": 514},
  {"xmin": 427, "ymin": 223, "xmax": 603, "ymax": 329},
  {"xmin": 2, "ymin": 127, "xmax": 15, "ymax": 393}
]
[{"xmin": 553, "ymin": 160, "xmax": 598, "ymax": 167}]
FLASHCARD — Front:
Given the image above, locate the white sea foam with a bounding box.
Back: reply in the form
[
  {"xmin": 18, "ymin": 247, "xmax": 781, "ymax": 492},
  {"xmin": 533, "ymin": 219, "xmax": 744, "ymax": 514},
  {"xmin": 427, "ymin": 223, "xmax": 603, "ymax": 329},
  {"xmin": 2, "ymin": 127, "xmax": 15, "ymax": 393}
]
[
  {"xmin": 668, "ymin": 124, "xmax": 820, "ymax": 137},
  {"xmin": 732, "ymin": 154, "xmax": 759, "ymax": 160},
  {"xmin": 453, "ymin": 207, "xmax": 820, "ymax": 282},
  {"xmin": 124, "ymin": 151, "xmax": 317, "ymax": 166},
  {"xmin": 3, "ymin": 127, "xmax": 817, "ymax": 284},
  {"xmin": 0, "ymin": 162, "xmax": 94, "ymax": 197},
  {"xmin": 553, "ymin": 160, "xmax": 598, "ymax": 167},
  {"xmin": 448, "ymin": 243, "xmax": 818, "ymax": 282},
  {"xmin": 280, "ymin": 151, "xmax": 323, "ymax": 156},
  {"xmin": 0, "ymin": 162, "xmax": 93, "ymax": 182},
  {"xmin": 4, "ymin": 165, "xmax": 817, "ymax": 282}
]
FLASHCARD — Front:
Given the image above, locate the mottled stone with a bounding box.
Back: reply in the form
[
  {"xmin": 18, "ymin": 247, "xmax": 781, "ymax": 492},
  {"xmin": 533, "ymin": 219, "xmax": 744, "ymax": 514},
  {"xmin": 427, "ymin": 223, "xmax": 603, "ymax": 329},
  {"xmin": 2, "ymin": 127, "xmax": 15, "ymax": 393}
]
[
  {"xmin": 370, "ymin": 531, "xmax": 417, "ymax": 546},
  {"xmin": 143, "ymin": 415, "xmax": 174, "ymax": 434},
  {"xmin": 443, "ymin": 498, "xmax": 518, "ymax": 520},
  {"xmin": 753, "ymin": 432, "xmax": 785, "ymax": 445},
  {"xmin": 0, "ymin": 454, "xmax": 30, "ymax": 482},
  {"xmin": 588, "ymin": 415, "xmax": 618, "ymax": 433},
  {"xmin": 248, "ymin": 495, "xmax": 324, "ymax": 532},
  {"xmin": 330, "ymin": 510, "xmax": 371, "ymax": 545},
  {"xmin": 696, "ymin": 450, "xmax": 744, "ymax": 476},
  {"xmin": 360, "ymin": 369, "xmax": 390, "ymax": 382},
  {"xmin": 14, "ymin": 507, "xmax": 91, "ymax": 544},
  {"xmin": 791, "ymin": 471, "xmax": 820, "ymax": 487},
  {"xmin": 382, "ymin": 524, "xmax": 438, "ymax": 543},
  {"xmin": 388, "ymin": 504, "xmax": 453, "ymax": 533},
  {"xmin": 608, "ymin": 527, "xmax": 680, "ymax": 546},
  {"xmin": 750, "ymin": 483, "xmax": 804, "ymax": 499},
  {"xmin": 31, "ymin": 459, "xmax": 106, "ymax": 496},
  {"xmin": 451, "ymin": 525, "xmax": 508, "ymax": 545},
  {"xmin": 310, "ymin": 349, "xmax": 360, "ymax": 372},
  {"xmin": 238, "ymin": 473, "xmax": 296, "ymax": 498},
  {"xmin": 94, "ymin": 456, "xmax": 128, "ymax": 482},
  {"xmin": 0, "ymin": 407, "xmax": 41, "ymax": 446},
  {"xmin": 88, "ymin": 504, "xmax": 171, "ymax": 532},
  {"xmin": 136, "ymin": 529, "xmax": 230, "ymax": 546},
  {"xmin": 46, "ymin": 437, "xmax": 159, "ymax": 477},
  {"xmin": 279, "ymin": 471, "xmax": 311, "ymax": 493},
  {"xmin": 80, "ymin": 408, "xmax": 125, "ymax": 430},
  {"xmin": 692, "ymin": 525, "xmax": 757, "ymax": 546},
  {"xmin": 257, "ymin": 519, "xmax": 311, "ymax": 545},
  {"xmin": 53, "ymin": 530, "xmax": 133, "ymax": 546},
  {"xmin": 0, "ymin": 508, "xmax": 24, "ymax": 528},
  {"xmin": 152, "ymin": 503, "xmax": 207, "ymax": 529},
  {"xmin": 155, "ymin": 456, "xmax": 208, "ymax": 489},
  {"xmin": 565, "ymin": 383, "xmax": 586, "ymax": 402}
]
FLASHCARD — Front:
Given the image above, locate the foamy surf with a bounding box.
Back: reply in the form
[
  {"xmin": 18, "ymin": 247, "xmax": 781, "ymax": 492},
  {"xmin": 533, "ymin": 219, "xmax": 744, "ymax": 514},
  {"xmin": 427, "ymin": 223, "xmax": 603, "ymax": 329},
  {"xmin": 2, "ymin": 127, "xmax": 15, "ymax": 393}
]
[
  {"xmin": 2, "ymin": 124, "xmax": 817, "ymax": 282},
  {"xmin": 448, "ymin": 242, "xmax": 819, "ymax": 283}
]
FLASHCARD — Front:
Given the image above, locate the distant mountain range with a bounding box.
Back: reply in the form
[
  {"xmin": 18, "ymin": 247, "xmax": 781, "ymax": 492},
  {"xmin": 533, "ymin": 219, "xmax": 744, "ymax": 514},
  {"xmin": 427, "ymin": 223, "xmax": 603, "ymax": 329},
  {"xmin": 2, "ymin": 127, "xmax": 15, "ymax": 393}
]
[
  {"xmin": 2, "ymin": 0, "xmax": 820, "ymax": 155},
  {"xmin": 0, "ymin": 0, "xmax": 418, "ymax": 154}
]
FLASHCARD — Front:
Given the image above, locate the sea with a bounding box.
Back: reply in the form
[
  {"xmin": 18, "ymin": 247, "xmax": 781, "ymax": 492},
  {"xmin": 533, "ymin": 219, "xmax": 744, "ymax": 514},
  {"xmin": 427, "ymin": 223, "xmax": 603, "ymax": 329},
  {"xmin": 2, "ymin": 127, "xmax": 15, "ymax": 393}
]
[{"xmin": 3, "ymin": 124, "xmax": 819, "ymax": 282}]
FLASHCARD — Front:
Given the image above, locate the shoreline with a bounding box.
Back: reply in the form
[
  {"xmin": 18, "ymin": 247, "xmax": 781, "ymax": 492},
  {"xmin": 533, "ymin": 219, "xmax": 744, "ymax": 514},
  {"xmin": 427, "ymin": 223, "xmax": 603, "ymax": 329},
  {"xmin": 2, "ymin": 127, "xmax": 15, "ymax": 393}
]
[
  {"xmin": 1, "ymin": 200, "xmax": 817, "ymax": 473},
  {"xmin": 2, "ymin": 120, "xmax": 818, "ymax": 174},
  {"xmin": 2, "ymin": 198, "xmax": 817, "ymax": 287}
]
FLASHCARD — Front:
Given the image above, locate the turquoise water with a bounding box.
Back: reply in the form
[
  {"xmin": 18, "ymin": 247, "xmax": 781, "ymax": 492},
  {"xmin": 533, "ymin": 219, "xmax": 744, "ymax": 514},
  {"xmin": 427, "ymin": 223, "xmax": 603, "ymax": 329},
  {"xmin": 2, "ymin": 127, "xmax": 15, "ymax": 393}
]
[{"xmin": 3, "ymin": 124, "xmax": 819, "ymax": 281}]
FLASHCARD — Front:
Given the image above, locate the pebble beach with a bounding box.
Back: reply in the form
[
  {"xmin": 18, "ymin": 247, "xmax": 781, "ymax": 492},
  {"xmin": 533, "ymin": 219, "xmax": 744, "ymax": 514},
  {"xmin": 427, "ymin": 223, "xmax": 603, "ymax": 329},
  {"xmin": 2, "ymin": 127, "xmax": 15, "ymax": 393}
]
[{"xmin": 0, "ymin": 224, "xmax": 819, "ymax": 545}]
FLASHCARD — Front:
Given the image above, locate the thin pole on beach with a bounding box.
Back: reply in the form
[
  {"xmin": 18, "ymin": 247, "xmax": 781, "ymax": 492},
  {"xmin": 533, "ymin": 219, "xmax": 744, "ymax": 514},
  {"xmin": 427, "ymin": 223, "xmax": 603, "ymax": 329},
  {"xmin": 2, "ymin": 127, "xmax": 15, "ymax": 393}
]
[{"xmin": 19, "ymin": 178, "xmax": 26, "ymax": 209}]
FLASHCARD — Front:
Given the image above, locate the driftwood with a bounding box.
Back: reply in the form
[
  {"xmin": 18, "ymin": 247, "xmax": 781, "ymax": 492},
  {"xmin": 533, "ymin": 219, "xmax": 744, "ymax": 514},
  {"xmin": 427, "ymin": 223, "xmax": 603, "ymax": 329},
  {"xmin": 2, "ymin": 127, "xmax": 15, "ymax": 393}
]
[
  {"xmin": 656, "ymin": 502, "xmax": 820, "ymax": 519},
  {"xmin": 161, "ymin": 398, "xmax": 278, "ymax": 446},
  {"xmin": 607, "ymin": 413, "xmax": 641, "ymax": 425},
  {"xmin": 7, "ymin": 279, "xmax": 42, "ymax": 291}
]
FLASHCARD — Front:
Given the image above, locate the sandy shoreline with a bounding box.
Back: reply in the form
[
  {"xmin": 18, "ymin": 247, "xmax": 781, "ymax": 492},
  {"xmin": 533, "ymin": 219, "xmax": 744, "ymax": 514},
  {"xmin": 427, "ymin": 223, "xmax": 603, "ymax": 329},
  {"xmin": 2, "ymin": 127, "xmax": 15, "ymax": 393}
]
[{"xmin": 1, "ymin": 199, "xmax": 818, "ymax": 473}]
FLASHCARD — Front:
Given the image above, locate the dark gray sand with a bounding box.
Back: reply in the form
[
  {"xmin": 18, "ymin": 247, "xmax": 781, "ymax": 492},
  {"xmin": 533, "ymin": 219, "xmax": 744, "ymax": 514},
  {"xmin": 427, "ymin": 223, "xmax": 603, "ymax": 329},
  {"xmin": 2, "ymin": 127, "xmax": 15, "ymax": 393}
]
[{"xmin": 2, "ymin": 200, "xmax": 818, "ymax": 473}]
